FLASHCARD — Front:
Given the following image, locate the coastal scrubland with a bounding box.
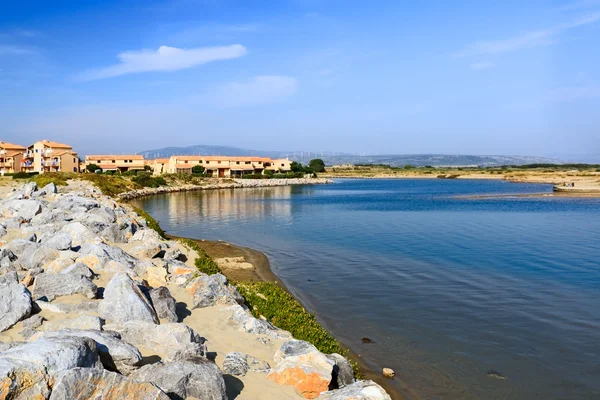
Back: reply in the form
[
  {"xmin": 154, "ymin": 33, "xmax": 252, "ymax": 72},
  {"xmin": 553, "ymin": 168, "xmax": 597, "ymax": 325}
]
[{"xmin": 322, "ymin": 164, "xmax": 600, "ymax": 194}]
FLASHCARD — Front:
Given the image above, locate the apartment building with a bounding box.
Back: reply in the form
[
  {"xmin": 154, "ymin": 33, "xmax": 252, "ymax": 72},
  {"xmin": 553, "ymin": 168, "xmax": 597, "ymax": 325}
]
[
  {"xmin": 149, "ymin": 158, "xmax": 170, "ymax": 175},
  {"xmin": 160, "ymin": 155, "xmax": 292, "ymax": 177},
  {"xmin": 21, "ymin": 140, "xmax": 79, "ymax": 174},
  {"xmin": 166, "ymin": 156, "xmax": 204, "ymax": 174},
  {"xmin": 0, "ymin": 141, "xmax": 26, "ymax": 175},
  {"xmin": 85, "ymin": 155, "xmax": 145, "ymax": 172}
]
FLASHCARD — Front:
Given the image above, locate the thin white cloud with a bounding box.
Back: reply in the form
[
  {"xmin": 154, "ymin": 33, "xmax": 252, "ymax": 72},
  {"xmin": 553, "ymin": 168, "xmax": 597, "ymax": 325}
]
[
  {"xmin": 552, "ymin": 0, "xmax": 600, "ymax": 12},
  {"xmin": 469, "ymin": 61, "xmax": 494, "ymax": 70},
  {"xmin": 76, "ymin": 44, "xmax": 247, "ymax": 81},
  {"xmin": 215, "ymin": 76, "xmax": 298, "ymax": 107},
  {"xmin": 0, "ymin": 45, "xmax": 38, "ymax": 56},
  {"xmin": 453, "ymin": 12, "xmax": 600, "ymax": 57}
]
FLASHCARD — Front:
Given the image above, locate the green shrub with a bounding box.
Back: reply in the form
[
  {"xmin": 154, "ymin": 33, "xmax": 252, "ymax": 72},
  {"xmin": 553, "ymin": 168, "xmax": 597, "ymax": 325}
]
[
  {"xmin": 132, "ymin": 172, "xmax": 167, "ymax": 188},
  {"xmin": 86, "ymin": 164, "xmax": 101, "ymax": 173},
  {"xmin": 31, "ymin": 172, "xmax": 73, "ymax": 187},
  {"xmin": 79, "ymin": 174, "xmax": 135, "ymax": 197},
  {"xmin": 236, "ymin": 282, "xmax": 360, "ymax": 377},
  {"xmin": 308, "ymin": 159, "xmax": 326, "ymax": 173},
  {"xmin": 12, "ymin": 172, "xmax": 36, "ymax": 179},
  {"xmin": 103, "ymin": 170, "xmax": 115, "ymax": 175},
  {"xmin": 263, "ymin": 169, "xmax": 274, "ymax": 177},
  {"xmin": 178, "ymin": 239, "xmax": 222, "ymax": 275},
  {"xmin": 131, "ymin": 206, "xmax": 166, "ymax": 238},
  {"xmin": 192, "ymin": 165, "xmax": 204, "ymax": 174}
]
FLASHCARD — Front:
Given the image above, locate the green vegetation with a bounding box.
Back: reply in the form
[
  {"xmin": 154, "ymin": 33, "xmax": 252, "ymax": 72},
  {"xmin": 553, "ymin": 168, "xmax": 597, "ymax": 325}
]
[
  {"xmin": 11, "ymin": 172, "xmax": 37, "ymax": 179},
  {"xmin": 31, "ymin": 172, "xmax": 72, "ymax": 187},
  {"xmin": 131, "ymin": 172, "xmax": 167, "ymax": 188},
  {"xmin": 80, "ymin": 173, "xmax": 136, "ymax": 197},
  {"xmin": 86, "ymin": 163, "xmax": 101, "ymax": 173},
  {"xmin": 236, "ymin": 282, "xmax": 360, "ymax": 376},
  {"xmin": 178, "ymin": 239, "xmax": 222, "ymax": 275},
  {"xmin": 192, "ymin": 165, "xmax": 205, "ymax": 174},
  {"xmin": 131, "ymin": 206, "xmax": 166, "ymax": 238},
  {"xmin": 309, "ymin": 158, "xmax": 326, "ymax": 173}
]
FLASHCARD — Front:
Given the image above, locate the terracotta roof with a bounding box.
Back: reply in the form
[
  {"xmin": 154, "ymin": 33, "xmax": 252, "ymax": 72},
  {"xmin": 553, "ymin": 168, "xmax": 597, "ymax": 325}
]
[
  {"xmin": 53, "ymin": 151, "xmax": 77, "ymax": 157},
  {"xmin": 87, "ymin": 155, "xmax": 144, "ymax": 160},
  {"xmin": 40, "ymin": 140, "xmax": 72, "ymax": 149},
  {"xmin": 173, "ymin": 156, "xmax": 203, "ymax": 161},
  {"xmin": 151, "ymin": 158, "xmax": 169, "ymax": 163},
  {"xmin": 4, "ymin": 150, "xmax": 24, "ymax": 157},
  {"xmin": 0, "ymin": 142, "xmax": 26, "ymax": 150}
]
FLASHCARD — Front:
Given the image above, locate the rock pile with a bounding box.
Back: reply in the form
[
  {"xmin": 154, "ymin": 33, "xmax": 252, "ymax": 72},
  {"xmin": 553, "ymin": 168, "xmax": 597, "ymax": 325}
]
[{"xmin": 0, "ymin": 181, "xmax": 390, "ymax": 399}]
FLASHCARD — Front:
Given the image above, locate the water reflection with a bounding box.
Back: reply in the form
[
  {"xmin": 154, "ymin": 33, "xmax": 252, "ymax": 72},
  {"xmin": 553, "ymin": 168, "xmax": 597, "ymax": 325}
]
[{"xmin": 142, "ymin": 186, "xmax": 295, "ymax": 229}]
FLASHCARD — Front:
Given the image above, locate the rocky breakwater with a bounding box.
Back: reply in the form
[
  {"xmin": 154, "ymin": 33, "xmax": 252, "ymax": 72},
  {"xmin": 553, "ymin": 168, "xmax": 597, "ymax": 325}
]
[
  {"xmin": 0, "ymin": 181, "xmax": 389, "ymax": 400},
  {"xmin": 118, "ymin": 178, "xmax": 334, "ymax": 200}
]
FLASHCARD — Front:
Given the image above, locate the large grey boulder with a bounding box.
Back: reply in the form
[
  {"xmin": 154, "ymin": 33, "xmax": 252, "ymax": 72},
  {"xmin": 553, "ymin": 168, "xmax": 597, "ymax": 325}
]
[
  {"xmin": 228, "ymin": 304, "xmax": 291, "ymax": 339},
  {"xmin": 327, "ymin": 353, "xmax": 355, "ymax": 388},
  {"xmin": 0, "ymin": 199, "xmax": 43, "ymax": 221},
  {"xmin": 0, "ymin": 270, "xmax": 18, "ymax": 285},
  {"xmin": 0, "ymin": 282, "xmax": 32, "ymax": 332},
  {"xmin": 0, "ymin": 335, "xmax": 102, "ymax": 373},
  {"xmin": 0, "ymin": 358, "xmax": 52, "ymax": 399},
  {"xmin": 24, "ymin": 245, "xmax": 59, "ymax": 270},
  {"xmin": 186, "ymin": 273, "xmax": 244, "ymax": 309},
  {"xmin": 79, "ymin": 243, "xmax": 137, "ymax": 268},
  {"xmin": 49, "ymin": 368, "xmax": 169, "ymax": 400},
  {"xmin": 37, "ymin": 329, "xmax": 143, "ymax": 375},
  {"xmin": 316, "ymin": 380, "xmax": 392, "ymax": 400},
  {"xmin": 128, "ymin": 239, "xmax": 164, "ymax": 259},
  {"xmin": 106, "ymin": 321, "xmax": 206, "ymax": 362},
  {"xmin": 60, "ymin": 222, "xmax": 102, "ymax": 247},
  {"xmin": 33, "ymin": 272, "xmax": 97, "ymax": 301},
  {"xmin": 36, "ymin": 300, "xmax": 99, "ymax": 315},
  {"xmin": 130, "ymin": 359, "xmax": 227, "ymax": 400},
  {"xmin": 129, "ymin": 228, "xmax": 163, "ymax": 243},
  {"xmin": 149, "ymin": 286, "xmax": 178, "ymax": 323},
  {"xmin": 41, "ymin": 182, "xmax": 57, "ymax": 195},
  {"xmin": 43, "ymin": 232, "xmax": 72, "ymax": 250},
  {"xmin": 23, "ymin": 182, "xmax": 38, "ymax": 197},
  {"xmin": 61, "ymin": 262, "xmax": 94, "ymax": 278},
  {"xmin": 4, "ymin": 239, "xmax": 38, "ymax": 260},
  {"xmin": 99, "ymin": 272, "xmax": 159, "ymax": 324},
  {"xmin": 222, "ymin": 352, "xmax": 270, "ymax": 376}
]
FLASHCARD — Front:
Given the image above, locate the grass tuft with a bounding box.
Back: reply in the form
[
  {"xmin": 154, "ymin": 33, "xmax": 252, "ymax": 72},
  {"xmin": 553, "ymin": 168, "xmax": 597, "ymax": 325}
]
[{"xmin": 178, "ymin": 239, "xmax": 222, "ymax": 275}]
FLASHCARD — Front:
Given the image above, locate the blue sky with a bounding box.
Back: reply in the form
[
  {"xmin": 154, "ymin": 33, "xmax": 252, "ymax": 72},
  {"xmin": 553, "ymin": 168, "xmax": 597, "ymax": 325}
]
[{"xmin": 1, "ymin": 0, "xmax": 599, "ymax": 158}]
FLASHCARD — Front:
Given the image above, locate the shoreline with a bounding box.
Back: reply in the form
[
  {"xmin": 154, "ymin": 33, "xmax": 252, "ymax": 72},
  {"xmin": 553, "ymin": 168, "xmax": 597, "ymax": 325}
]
[
  {"xmin": 118, "ymin": 177, "xmax": 333, "ymax": 200},
  {"xmin": 165, "ymin": 235, "xmax": 409, "ymax": 400},
  {"xmin": 323, "ymin": 175, "xmax": 600, "ymax": 198}
]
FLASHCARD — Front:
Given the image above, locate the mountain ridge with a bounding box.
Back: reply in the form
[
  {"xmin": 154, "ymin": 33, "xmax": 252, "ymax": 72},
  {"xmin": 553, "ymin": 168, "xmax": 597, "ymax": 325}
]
[{"xmin": 138, "ymin": 145, "xmax": 562, "ymax": 167}]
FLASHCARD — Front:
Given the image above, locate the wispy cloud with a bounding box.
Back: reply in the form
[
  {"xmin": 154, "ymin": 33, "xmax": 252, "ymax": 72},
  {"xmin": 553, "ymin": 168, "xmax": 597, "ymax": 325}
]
[
  {"xmin": 215, "ymin": 76, "xmax": 298, "ymax": 107},
  {"xmin": 0, "ymin": 45, "xmax": 38, "ymax": 56},
  {"xmin": 76, "ymin": 44, "xmax": 247, "ymax": 81},
  {"xmin": 453, "ymin": 13, "xmax": 600, "ymax": 57}
]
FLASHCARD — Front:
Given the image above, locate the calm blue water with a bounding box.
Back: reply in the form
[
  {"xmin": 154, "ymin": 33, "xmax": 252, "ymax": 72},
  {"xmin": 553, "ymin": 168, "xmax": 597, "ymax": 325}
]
[{"xmin": 133, "ymin": 179, "xmax": 600, "ymax": 400}]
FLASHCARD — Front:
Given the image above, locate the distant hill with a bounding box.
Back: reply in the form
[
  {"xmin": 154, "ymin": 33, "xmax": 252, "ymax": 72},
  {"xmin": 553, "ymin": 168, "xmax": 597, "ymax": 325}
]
[{"xmin": 138, "ymin": 145, "xmax": 561, "ymax": 167}]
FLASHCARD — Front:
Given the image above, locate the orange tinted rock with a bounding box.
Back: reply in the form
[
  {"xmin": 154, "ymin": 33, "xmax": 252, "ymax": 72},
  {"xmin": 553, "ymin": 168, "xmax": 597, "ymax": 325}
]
[{"xmin": 268, "ymin": 361, "xmax": 332, "ymax": 399}]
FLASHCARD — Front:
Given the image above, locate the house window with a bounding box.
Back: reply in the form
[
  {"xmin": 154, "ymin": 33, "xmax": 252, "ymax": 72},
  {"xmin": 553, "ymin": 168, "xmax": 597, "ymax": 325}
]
[
  {"xmin": 129, "ymin": 160, "xmax": 133, "ymax": 163},
  {"xmin": 185, "ymin": 161, "xmax": 188, "ymax": 164},
  {"xmin": 218, "ymin": 161, "xmax": 221, "ymax": 164},
  {"xmin": 112, "ymin": 160, "xmax": 116, "ymax": 163},
  {"xmin": 73, "ymin": 167, "xmax": 77, "ymax": 172},
  {"xmin": 36, "ymin": 149, "xmax": 38, "ymax": 153},
  {"xmin": 73, "ymin": 158, "xmax": 76, "ymax": 162}
]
